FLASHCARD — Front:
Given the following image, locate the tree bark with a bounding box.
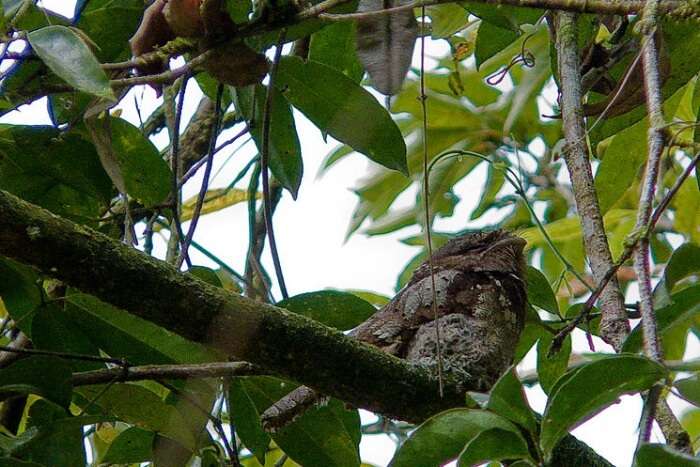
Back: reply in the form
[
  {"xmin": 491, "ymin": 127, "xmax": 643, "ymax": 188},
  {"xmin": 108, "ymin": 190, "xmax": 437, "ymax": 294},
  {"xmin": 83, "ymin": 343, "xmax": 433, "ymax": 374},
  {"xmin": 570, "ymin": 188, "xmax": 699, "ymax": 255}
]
[{"xmin": 0, "ymin": 189, "xmax": 613, "ymax": 465}]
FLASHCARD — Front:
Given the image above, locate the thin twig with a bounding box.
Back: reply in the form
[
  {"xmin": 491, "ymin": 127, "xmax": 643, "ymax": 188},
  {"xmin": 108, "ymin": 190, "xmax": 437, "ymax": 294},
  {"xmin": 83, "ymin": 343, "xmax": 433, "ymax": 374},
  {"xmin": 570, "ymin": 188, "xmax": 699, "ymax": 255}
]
[
  {"xmin": 72, "ymin": 361, "xmax": 258, "ymax": 386},
  {"xmin": 634, "ymin": 0, "xmax": 671, "ymax": 445},
  {"xmin": 177, "ymin": 84, "xmax": 225, "ymax": 269},
  {"xmin": 169, "ymin": 75, "xmax": 192, "ymax": 268},
  {"xmin": 550, "ymin": 153, "xmax": 700, "ymax": 353},
  {"xmin": 418, "ymin": 10, "xmax": 444, "ymax": 398},
  {"xmin": 260, "ymin": 31, "xmax": 289, "ymax": 300},
  {"xmin": 0, "ymin": 344, "xmax": 127, "ymax": 367}
]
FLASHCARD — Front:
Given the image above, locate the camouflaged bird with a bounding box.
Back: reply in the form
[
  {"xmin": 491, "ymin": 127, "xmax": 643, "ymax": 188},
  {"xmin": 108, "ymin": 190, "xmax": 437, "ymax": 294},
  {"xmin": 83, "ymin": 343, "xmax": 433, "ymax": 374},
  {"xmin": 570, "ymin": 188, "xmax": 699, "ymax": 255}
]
[{"xmin": 261, "ymin": 230, "xmax": 528, "ymax": 430}]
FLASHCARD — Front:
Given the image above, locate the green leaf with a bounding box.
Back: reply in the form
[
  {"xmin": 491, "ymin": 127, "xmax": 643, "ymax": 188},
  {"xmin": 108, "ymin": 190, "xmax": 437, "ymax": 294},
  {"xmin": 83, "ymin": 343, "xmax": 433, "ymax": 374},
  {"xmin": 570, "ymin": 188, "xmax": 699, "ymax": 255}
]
[
  {"xmin": 228, "ymin": 378, "xmax": 271, "ymax": 464},
  {"xmin": 78, "ymin": 384, "xmax": 196, "ymax": 450},
  {"xmin": 30, "ymin": 303, "xmax": 104, "ymax": 372},
  {"xmin": 0, "ymin": 258, "xmax": 42, "ymax": 333},
  {"xmin": 391, "ymin": 408, "xmax": 522, "ymax": 467},
  {"xmin": 666, "ymin": 243, "xmax": 700, "ymax": 291},
  {"xmin": 0, "ymin": 125, "xmax": 113, "ymax": 222},
  {"xmin": 95, "ymin": 117, "xmax": 172, "ymax": 205},
  {"xmin": 462, "ymin": 2, "xmax": 542, "ymax": 31},
  {"xmin": 14, "ymin": 399, "xmax": 91, "ymax": 467},
  {"xmin": 526, "ymin": 266, "xmax": 559, "ymax": 315},
  {"xmin": 64, "ymin": 292, "xmax": 217, "ymax": 365},
  {"xmin": 234, "ymin": 84, "xmax": 303, "ymax": 198},
  {"xmin": 540, "ymin": 354, "xmax": 667, "ymax": 459},
  {"xmin": 673, "ymin": 173, "xmax": 700, "ymax": 243},
  {"xmin": 0, "ymin": 356, "xmax": 72, "ymax": 408},
  {"xmin": 487, "ymin": 367, "xmax": 538, "ymax": 434},
  {"xmin": 27, "ymin": 26, "xmax": 114, "ymax": 100},
  {"xmin": 675, "ymin": 375, "xmax": 700, "ymax": 407},
  {"xmin": 101, "ymin": 427, "xmax": 155, "ymax": 464},
  {"xmin": 537, "ymin": 333, "xmax": 571, "ymax": 394},
  {"xmin": 458, "ymin": 428, "xmax": 533, "ymax": 466},
  {"xmin": 76, "ymin": 0, "xmax": 143, "ymax": 62},
  {"xmin": 232, "ymin": 376, "xmax": 360, "ymax": 467},
  {"xmin": 475, "ymin": 22, "xmax": 519, "ymax": 69},
  {"xmin": 622, "ymin": 285, "xmax": 700, "ymax": 353},
  {"xmin": 188, "ymin": 266, "xmax": 224, "ymax": 288},
  {"xmin": 275, "ymin": 56, "xmax": 408, "ymax": 175},
  {"xmin": 594, "ymin": 118, "xmax": 647, "ymax": 213},
  {"xmin": 427, "ymin": 4, "xmax": 470, "ymax": 38},
  {"xmin": 277, "ymin": 290, "xmax": 376, "ymax": 331},
  {"xmin": 634, "ymin": 443, "xmax": 700, "ymax": 466},
  {"xmin": 309, "ymin": 23, "xmax": 364, "ymax": 83},
  {"xmin": 225, "ymin": 0, "xmax": 252, "ymax": 24}
]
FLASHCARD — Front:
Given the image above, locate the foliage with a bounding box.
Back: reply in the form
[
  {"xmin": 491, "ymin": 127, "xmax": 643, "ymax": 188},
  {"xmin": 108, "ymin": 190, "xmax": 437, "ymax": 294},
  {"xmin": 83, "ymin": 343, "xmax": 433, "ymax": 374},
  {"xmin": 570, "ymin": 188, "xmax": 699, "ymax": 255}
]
[{"xmin": 0, "ymin": 0, "xmax": 699, "ymax": 466}]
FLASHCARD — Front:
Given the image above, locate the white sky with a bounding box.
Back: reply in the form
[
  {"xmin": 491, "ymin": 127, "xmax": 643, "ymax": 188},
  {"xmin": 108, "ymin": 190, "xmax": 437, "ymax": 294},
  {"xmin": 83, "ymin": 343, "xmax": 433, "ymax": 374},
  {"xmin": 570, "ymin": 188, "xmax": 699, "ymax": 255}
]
[{"xmin": 4, "ymin": 1, "xmax": 697, "ymax": 466}]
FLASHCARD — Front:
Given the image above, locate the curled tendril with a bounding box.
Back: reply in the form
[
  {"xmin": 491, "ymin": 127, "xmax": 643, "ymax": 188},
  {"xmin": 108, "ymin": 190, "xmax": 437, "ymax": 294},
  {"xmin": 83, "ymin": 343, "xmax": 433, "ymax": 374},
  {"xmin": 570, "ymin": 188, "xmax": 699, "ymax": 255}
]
[{"xmin": 486, "ymin": 33, "xmax": 537, "ymax": 86}]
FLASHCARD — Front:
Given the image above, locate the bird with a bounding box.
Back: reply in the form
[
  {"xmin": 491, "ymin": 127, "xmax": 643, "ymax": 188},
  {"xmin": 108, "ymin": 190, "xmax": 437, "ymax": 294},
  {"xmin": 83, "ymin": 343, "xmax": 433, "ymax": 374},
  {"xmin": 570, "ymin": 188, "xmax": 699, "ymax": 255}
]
[{"xmin": 261, "ymin": 230, "xmax": 528, "ymax": 431}]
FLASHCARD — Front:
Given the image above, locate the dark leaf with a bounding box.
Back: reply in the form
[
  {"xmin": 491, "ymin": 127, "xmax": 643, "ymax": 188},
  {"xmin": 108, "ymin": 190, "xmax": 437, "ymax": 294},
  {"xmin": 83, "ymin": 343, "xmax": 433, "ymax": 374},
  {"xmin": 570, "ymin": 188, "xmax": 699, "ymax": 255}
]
[
  {"xmin": 275, "ymin": 56, "xmax": 408, "ymax": 174},
  {"xmin": 277, "ymin": 290, "xmax": 377, "ymax": 330}
]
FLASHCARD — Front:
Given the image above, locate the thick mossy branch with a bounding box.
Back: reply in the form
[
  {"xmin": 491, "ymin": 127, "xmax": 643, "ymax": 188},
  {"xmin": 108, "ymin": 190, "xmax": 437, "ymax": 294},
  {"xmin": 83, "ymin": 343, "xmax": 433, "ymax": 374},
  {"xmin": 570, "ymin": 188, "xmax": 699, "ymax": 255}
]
[
  {"xmin": 0, "ymin": 189, "xmax": 461, "ymax": 421},
  {"xmin": 0, "ymin": 189, "xmax": 613, "ymax": 464}
]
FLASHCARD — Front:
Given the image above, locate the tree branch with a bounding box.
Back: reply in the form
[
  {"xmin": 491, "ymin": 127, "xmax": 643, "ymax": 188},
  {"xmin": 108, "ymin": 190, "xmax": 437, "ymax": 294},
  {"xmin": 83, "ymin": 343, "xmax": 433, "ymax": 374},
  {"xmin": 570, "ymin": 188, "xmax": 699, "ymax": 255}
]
[
  {"xmin": 553, "ymin": 12, "xmax": 630, "ymax": 350},
  {"xmin": 0, "ymin": 188, "xmax": 460, "ymax": 422},
  {"xmin": 72, "ymin": 361, "xmax": 260, "ymax": 386},
  {"xmin": 0, "ymin": 189, "xmax": 612, "ymax": 464}
]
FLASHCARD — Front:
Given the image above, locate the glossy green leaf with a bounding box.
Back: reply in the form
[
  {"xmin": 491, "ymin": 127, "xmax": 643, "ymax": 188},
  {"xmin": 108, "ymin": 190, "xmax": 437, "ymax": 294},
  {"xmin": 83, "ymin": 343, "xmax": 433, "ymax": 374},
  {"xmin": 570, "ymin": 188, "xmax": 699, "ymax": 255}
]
[
  {"xmin": 232, "ymin": 376, "xmax": 360, "ymax": 467},
  {"xmin": 309, "ymin": 23, "xmax": 364, "ymax": 83},
  {"xmin": 27, "ymin": 26, "xmax": 114, "ymax": 100},
  {"xmin": 99, "ymin": 117, "xmax": 172, "ymax": 205},
  {"xmin": 427, "ymin": 4, "xmax": 470, "ymax": 38},
  {"xmin": 634, "ymin": 443, "xmax": 700, "ymax": 466},
  {"xmin": 235, "ymin": 84, "xmax": 303, "ymax": 198},
  {"xmin": 30, "ymin": 303, "xmax": 104, "ymax": 372},
  {"xmin": 537, "ymin": 333, "xmax": 571, "ymax": 394},
  {"xmin": 76, "ymin": 0, "xmax": 143, "ymax": 62},
  {"xmin": 673, "ymin": 172, "xmax": 700, "ymax": 243},
  {"xmin": 228, "ymin": 378, "xmax": 271, "ymax": 464},
  {"xmin": 540, "ymin": 355, "xmax": 667, "ymax": 458},
  {"xmin": 391, "ymin": 408, "xmax": 522, "ymax": 467},
  {"xmin": 487, "ymin": 367, "xmax": 538, "ymax": 434},
  {"xmin": 526, "ymin": 266, "xmax": 559, "ymax": 315},
  {"xmin": 675, "ymin": 375, "xmax": 700, "ymax": 407},
  {"xmin": 101, "ymin": 427, "xmax": 155, "ymax": 464},
  {"xmin": 64, "ymin": 292, "xmax": 217, "ymax": 365},
  {"xmin": 475, "ymin": 21, "xmax": 519, "ymax": 69},
  {"xmin": 463, "ymin": 2, "xmax": 542, "ymax": 30},
  {"xmin": 275, "ymin": 56, "xmax": 408, "ymax": 175},
  {"xmin": 0, "ymin": 125, "xmax": 113, "ymax": 222},
  {"xmin": 458, "ymin": 428, "xmax": 533, "ymax": 466},
  {"xmin": 665, "ymin": 243, "xmax": 700, "ymax": 291},
  {"xmin": 77, "ymin": 384, "xmax": 196, "ymax": 450},
  {"xmin": 622, "ymin": 285, "xmax": 700, "ymax": 353},
  {"xmin": 14, "ymin": 399, "xmax": 92, "ymax": 467},
  {"xmin": 0, "ymin": 357, "xmax": 72, "ymax": 408},
  {"xmin": 0, "ymin": 258, "xmax": 42, "ymax": 334},
  {"xmin": 277, "ymin": 290, "xmax": 376, "ymax": 331}
]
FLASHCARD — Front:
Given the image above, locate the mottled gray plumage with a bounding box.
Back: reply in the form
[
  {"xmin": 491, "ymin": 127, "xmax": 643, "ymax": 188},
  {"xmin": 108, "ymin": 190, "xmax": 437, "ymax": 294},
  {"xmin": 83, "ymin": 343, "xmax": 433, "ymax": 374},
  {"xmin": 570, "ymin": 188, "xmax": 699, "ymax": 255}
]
[
  {"xmin": 261, "ymin": 230, "xmax": 527, "ymax": 430},
  {"xmin": 352, "ymin": 229, "xmax": 527, "ymax": 390}
]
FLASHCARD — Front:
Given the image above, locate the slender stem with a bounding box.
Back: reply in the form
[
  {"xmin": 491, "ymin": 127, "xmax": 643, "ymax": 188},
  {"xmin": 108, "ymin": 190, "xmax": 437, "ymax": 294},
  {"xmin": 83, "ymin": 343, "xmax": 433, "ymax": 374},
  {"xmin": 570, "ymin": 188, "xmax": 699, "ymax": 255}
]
[
  {"xmin": 634, "ymin": 0, "xmax": 669, "ymax": 447},
  {"xmin": 418, "ymin": 12, "xmax": 444, "ymax": 398},
  {"xmin": 72, "ymin": 362, "xmax": 259, "ymax": 386},
  {"xmin": 260, "ymin": 31, "xmax": 289, "ymax": 300},
  {"xmin": 168, "ymin": 76, "xmax": 192, "ymax": 268},
  {"xmin": 177, "ymin": 84, "xmax": 225, "ymax": 268}
]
